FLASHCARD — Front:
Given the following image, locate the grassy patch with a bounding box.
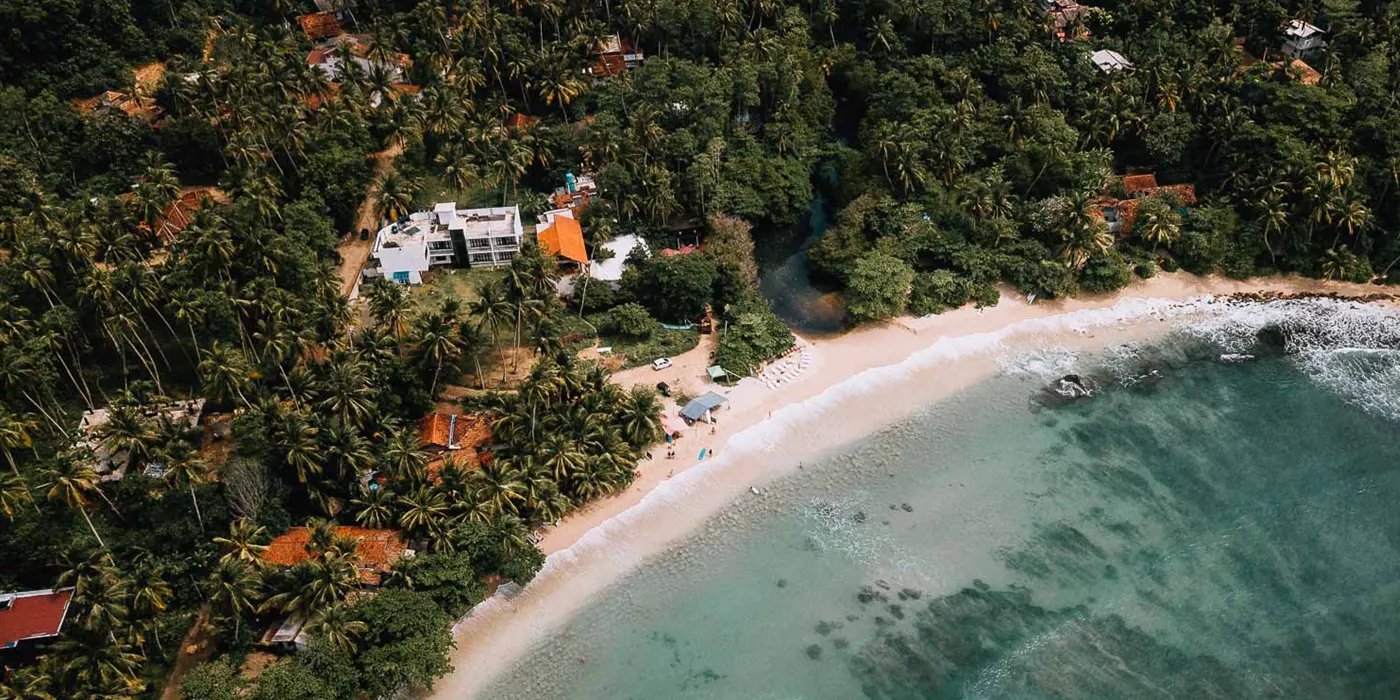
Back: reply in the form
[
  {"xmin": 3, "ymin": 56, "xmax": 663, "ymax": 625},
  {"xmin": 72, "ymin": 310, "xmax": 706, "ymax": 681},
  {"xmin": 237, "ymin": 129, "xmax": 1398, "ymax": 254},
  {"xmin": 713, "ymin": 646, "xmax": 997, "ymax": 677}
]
[
  {"xmin": 589, "ymin": 318, "xmax": 702, "ymax": 369},
  {"xmin": 410, "ymin": 268, "xmax": 502, "ymax": 315}
]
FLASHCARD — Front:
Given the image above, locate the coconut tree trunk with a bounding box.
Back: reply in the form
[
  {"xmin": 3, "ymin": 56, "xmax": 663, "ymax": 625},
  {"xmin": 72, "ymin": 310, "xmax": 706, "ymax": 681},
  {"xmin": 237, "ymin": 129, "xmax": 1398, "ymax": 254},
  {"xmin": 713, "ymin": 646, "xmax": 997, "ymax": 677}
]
[
  {"xmin": 189, "ymin": 484, "xmax": 205, "ymax": 534},
  {"xmin": 79, "ymin": 506, "xmax": 107, "ymax": 550}
]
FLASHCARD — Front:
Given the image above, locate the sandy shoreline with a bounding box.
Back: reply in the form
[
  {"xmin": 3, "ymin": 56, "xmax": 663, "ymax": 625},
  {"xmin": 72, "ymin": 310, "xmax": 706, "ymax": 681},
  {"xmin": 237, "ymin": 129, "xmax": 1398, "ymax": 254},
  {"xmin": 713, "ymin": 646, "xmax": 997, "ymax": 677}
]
[{"xmin": 427, "ymin": 272, "xmax": 1393, "ymax": 700}]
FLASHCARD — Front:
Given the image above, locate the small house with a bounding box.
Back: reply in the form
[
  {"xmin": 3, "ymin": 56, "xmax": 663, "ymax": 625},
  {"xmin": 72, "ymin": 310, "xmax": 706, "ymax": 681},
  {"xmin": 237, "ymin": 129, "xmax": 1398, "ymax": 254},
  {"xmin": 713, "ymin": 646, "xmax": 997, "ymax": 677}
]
[
  {"xmin": 551, "ymin": 172, "xmax": 599, "ymax": 214},
  {"xmin": 296, "ymin": 11, "xmax": 346, "ymax": 42},
  {"xmin": 1091, "ymin": 49, "xmax": 1133, "ymax": 73},
  {"xmin": 1282, "ymin": 20, "xmax": 1324, "ymax": 57},
  {"xmin": 536, "ymin": 210, "xmax": 589, "ymax": 269},
  {"xmin": 261, "ymin": 527, "xmax": 411, "ymax": 587},
  {"xmin": 0, "ymin": 588, "xmax": 74, "ymax": 650},
  {"xmin": 417, "ymin": 412, "xmax": 493, "ymax": 478},
  {"xmin": 589, "ymin": 35, "xmax": 645, "ymax": 78}
]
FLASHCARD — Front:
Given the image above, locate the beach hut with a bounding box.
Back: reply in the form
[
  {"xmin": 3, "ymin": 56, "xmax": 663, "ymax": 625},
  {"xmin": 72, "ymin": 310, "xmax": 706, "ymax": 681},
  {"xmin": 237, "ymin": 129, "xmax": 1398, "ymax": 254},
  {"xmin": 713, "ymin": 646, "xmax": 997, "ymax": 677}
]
[
  {"xmin": 679, "ymin": 392, "xmax": 727, "ymax": 424},
  {"xmin": 707, "ymin": 365, "xmax": 730, "ymax": 382}
]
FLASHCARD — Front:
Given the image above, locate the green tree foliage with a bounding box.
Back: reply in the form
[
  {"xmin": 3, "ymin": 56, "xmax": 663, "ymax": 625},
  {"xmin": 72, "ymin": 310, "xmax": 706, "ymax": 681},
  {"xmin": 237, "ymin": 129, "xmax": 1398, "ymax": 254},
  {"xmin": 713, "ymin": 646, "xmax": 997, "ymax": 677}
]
[
  {"xmin": 602, "ymin": 303, "xmax": 660, "ymax": 339},
  {"xmin": 352, "ymin": 589, "xmax": 455, "ymax": 697},
  {"xmin": 620, "ymin": 253, "xmax": 719, "ymax": 322},
  {"xmin": 844, "ymin": 251, "xmax": 914, "ymax": 323}
]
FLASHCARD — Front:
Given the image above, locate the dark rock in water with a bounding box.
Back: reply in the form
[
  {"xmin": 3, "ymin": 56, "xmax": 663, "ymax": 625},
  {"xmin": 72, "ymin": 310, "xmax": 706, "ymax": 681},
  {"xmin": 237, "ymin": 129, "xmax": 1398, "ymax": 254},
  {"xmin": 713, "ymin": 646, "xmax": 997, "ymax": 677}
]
[
  {"xmin": 832, "ymin": 637, "xmax": 849, "ymax": 650},
  {"xmin": 845, "ymin": 614, "xmax": 860, "ymax": 622},
  {"xmin": 853, "ymin": 510, "xmax": 867, "ymax": 523},
  {"xmin": 900, "ymin": 503, "xmax": 913, "ymax": 512},
  {"xmin": 899, "ymin": 588, "xmax": 922, "ymax": 601},
  {"xmin": 776, "ymin": 578, "xmax": 788, "ymax": 588},
  {"xmin": 1103, "ymin": 564, "xmax": 1118, "ymax": 580},
  {"xmin": 971, "ymin": 579, "xmax": 991, "ymax": 591},
  {"xmin": 1037, "ymin": 374, "xmax": 1098, "ymax": 408},
  {"xmin": 875, "ymin": 580, "xmax": 891, "ymax": 590},
  {"xmin": 816, "ymin": 620, "xmax": 835, "ymax": 635},
  {"xmin": 887, "ymin": 604, "xmax": 904, "ymax": 620},
  {"xmin": 805, "ymin": 644, "xmax": 823, "ymax": 660},
  {"xmin": 882, "ymin": 520, "xmax": 890, "ymax": 525},
  {"xmin": 1255, "ymin": 324, "xmax": 1288, "ymax": 351},
  {"xmin": 888, "ymin": 504, "xmax": 898, "ymax": 511}
]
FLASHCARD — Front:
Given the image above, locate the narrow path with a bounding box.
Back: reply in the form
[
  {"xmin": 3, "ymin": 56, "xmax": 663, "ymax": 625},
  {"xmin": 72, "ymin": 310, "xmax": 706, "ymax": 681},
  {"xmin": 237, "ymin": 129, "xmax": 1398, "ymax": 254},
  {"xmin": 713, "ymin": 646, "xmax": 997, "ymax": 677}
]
[
  {"xmin": 336, "ymin": 142, "xmax": 404, "ymax": 298},
  {"xmin": 158, "ymin": 609, "xmax": 213, "ymax": 700}
]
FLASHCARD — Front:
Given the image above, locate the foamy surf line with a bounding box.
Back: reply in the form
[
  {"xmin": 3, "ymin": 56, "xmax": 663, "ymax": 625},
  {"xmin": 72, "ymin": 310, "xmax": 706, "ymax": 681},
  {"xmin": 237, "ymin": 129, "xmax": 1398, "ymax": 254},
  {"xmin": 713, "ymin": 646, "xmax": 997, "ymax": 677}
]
[{"xmin": 433, "ymin": 294, "xmax": 1393, "ymax": 699}]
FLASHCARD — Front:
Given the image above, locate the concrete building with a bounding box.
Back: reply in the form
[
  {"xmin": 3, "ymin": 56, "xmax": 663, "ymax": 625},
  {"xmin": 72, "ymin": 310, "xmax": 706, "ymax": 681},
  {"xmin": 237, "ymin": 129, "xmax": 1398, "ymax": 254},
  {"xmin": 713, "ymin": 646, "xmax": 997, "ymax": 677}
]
[
  {"xmin": 1282, "ymin": 20, "xmax": 1325, "ymax": 57},
  {"xmin": 368, "ymin": 204, "xmax": 523, "ymax": 284},
  {"xmin": 1091, "ymin": 49, "xmax": 1133, "ymax": 72}
]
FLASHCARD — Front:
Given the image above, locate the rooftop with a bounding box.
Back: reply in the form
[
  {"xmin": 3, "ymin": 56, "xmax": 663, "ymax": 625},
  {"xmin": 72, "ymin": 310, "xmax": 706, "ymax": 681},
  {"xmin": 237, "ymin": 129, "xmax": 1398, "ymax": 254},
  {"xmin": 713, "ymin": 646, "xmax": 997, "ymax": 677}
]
[
  {"xmin": 1286, "ymin": 19, "xmax": 1324, "ymax": 38},
  {"xmin": 297, "ymin": 11, "xmax": 345, "ymax": 41},
  {"xmin": 1091, "ymin": 49, "xmax": 1133, "ymax": 72},
  {"xmin": 537, "ymin": 212, "xmax": 589, "ymax": 264},
  {"xmin": 589, "ymin": 234, "xmax": 646, "ymax": 282},
  {"xmin": 0, "ymin": 588, "xmax": 74, "ymax": 649},
  {"xmin": 262, "ymin": 527, "xmax": 408, "ymax": 585},
  {"xmin": 1121, "ymin": 174, "xmax": 1159, "ymax": 193}
]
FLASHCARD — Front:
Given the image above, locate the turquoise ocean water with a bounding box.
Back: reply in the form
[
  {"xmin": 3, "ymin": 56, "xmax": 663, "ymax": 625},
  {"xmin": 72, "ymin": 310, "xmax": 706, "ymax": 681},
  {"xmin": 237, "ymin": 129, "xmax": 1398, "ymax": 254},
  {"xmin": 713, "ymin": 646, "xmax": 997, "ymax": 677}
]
[{"xmin": 482, "ymin": 302, "xmax": 1400, "ymax": 700}]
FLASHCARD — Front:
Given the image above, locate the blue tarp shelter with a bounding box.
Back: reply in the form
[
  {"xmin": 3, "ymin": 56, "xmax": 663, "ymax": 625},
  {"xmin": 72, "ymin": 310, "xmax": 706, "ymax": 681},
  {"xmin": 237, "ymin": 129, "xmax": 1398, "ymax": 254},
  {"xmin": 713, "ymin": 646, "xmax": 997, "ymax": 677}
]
[{"xmin": 679, "ymin": 392, "xmax": 727, "ymax": 423}]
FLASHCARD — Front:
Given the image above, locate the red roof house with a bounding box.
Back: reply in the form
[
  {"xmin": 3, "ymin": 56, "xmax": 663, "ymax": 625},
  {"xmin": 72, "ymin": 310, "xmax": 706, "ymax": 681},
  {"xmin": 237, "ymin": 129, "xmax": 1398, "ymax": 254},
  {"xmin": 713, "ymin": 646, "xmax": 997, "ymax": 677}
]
[
  {"xmin": 297, "ymin": 12, "xmax": 345, "ymax": 42},
  {"xmin": 1121, "ymin": 174, "xmax": 1160, "ymax": 195},
  {"xmin": 0, "ymin": 588, "xmax": 74, "ymax": 649},
  {"xmin": 536, "ymin": 215, "xmax": 589, "ymax": 265},
  {"xmin": 418, "ymin": 412, "xmax": 493, "ymax": 478},
  {"xmin": 262, "ymin": 527, "xmax": 408, "ymax": 585}
]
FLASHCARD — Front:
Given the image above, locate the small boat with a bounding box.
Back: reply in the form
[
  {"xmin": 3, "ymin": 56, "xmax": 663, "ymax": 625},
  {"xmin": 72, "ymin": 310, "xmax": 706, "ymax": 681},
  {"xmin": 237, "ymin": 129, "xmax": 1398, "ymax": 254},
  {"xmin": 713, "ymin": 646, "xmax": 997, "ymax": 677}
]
[{"xmin": 749, "ymin": 486, "xmax": 761, "ymax": 495}]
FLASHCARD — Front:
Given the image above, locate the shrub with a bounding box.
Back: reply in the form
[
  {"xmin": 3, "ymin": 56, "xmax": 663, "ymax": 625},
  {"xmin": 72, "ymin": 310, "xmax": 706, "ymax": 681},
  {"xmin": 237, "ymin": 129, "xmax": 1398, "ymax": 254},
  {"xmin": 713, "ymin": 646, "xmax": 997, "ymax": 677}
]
[
  {"xmin": 602, "ymin": 303, "xmax": 660, "ymax": 339},
  {"xmin": 909, "ymin": 270, "xmax": 971, "ymax": 316}
]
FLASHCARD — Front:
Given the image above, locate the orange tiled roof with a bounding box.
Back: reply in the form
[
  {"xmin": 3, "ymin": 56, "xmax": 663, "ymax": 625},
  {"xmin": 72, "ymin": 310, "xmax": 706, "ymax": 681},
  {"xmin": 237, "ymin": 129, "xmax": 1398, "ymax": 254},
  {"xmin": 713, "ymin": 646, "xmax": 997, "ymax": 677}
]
[
  {"xmin": 1153, "ymin": 183, "xmax": 1197, "ymax": 205},
  {"xmin": 262, "ymin": 527, "xmax": 407, "ymax": 584},
  {"xmin": 1121, "ymin": 174, "xmax": 1159, "ymax": 193},
  {"xmin": 504, "ymin": 113, "xmax": 538, "ymax": 130},
  {"xmin": 417, "ymin": 412, "xmax": 491, "ymax": 451},
  {"xmin": 537, "ymin": 216, "xmax": 588, "ymax": 264},
  {"xmin": 304, "ymin": 83, "xmax": 341, "ymax": 110},
  {"xmin": 153, "ymin": 187, "xmax": 218, "ymax": 242},
  {"xmin": 297, "ymin": 12, "xmax": 345, "ymax": 41}
]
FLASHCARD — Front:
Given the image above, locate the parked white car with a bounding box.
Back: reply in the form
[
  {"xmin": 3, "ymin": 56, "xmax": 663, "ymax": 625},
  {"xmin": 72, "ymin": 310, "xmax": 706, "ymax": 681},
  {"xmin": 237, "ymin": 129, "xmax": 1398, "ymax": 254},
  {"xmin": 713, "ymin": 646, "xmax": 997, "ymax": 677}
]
[{"xmin": 651, "ymin": 358, "xmax": 672, "ymax": 371}]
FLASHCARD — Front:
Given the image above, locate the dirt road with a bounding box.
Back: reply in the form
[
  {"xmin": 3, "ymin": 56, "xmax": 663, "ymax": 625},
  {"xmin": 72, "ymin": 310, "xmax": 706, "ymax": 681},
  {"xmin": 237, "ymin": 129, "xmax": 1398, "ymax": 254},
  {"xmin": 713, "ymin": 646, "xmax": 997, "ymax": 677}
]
[{"xmin": 336, "ymin": 143, "xmax": 403, "ymax": 298}]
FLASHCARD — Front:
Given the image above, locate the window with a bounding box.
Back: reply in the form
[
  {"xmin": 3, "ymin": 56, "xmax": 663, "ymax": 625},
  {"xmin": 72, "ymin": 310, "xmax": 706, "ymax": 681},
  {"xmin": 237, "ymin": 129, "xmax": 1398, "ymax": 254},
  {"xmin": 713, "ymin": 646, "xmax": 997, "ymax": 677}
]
[
  {"xmin": 391, "ymin": 271, "xmax": 410, "ymax": 284},
  {"xmin": 494, "ymin": 236, "xmax": 518, "ymax": 248},
  {"xmin": 468, "ymin": 238, "xmax": 490, "ymax": 249},
  {"xmin": 428, "ymin": 241, "xmax": 453, "ymax": 251},
  {"xmin": 470, "ymin": 253, "xmax": 494, "ymax": 264},
  {"xmin": 495, "ymin": 251, "xmax": 515, "ymax": 263}
]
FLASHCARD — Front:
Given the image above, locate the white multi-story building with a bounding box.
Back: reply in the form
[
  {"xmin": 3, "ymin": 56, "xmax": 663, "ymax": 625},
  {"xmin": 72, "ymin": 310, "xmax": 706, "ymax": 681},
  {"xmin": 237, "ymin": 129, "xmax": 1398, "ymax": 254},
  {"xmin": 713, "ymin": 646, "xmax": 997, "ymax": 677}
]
[
  {"xmin": 1282, "ymin": 20, "xmax": 1325, "ymax": 57},
  {"xmin": 368, "ymin": 203, "xmax": 523, "ymax": 284}
]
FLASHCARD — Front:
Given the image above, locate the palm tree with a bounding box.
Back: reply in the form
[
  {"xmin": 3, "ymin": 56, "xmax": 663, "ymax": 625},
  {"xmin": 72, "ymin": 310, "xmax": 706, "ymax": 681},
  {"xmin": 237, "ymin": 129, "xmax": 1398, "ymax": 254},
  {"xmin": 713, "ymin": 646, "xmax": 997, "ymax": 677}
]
[
  {"xmin": 618, "ymin": 387, "xmax": 661, "ymax": 448},
  {"xmin": 199, "ymin": 342, "xmax": 252, "ymax": 408},
  {"xmin": 0, "ymin": 408, "xmax": 39, "ymax": 513},
  {"xmin": 0, "ymin": 472, "xmax": 32, "ymax": 520},
  {"xmin": 352, "ymin": 485, "xmax": 396, "ymax": 528},
  {"xmin": 51, "ymin": 632, "xmax": 145, "ymax": 693},
  {"xmin": 102, "ymin": 406, "xmax": 157, "ymax": 478},
  {"xmin": 381, "ymin": 426, "xmax": 428, "ymax": 481},
  {"xmin": 307, "ymin": 602, "xmax": 368, "ymax": 653},
  {"xmin": 203, "ymin": 559, "xmax": 261, "ymax": 634},
  {"xmin": 41, "ymin": 459, "xmax": 108, "ymax": 549},
  {"xmin": 377, "ymin": 171, "xmax": 421, "ymax": 224},
  {"xmin": 213, "ymin": 519, "xmax": 269, "ymax": 565},
  {"xmin": 398, "ymin": 487, "xmax": 450, "ymax": 541},
  {"xmin": 415, "ymin": 311, "xmax": 462, "ymax": 397},
  {"xmin": 161, "ymin": 445, "xmax": 208, "ymax": 533}
]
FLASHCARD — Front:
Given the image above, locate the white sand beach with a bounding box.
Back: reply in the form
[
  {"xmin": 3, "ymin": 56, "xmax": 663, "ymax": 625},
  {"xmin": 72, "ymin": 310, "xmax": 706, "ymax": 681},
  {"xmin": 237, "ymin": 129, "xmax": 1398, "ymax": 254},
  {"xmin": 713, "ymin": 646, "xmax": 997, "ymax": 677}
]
[{"xmin": 427, "ymin": 272, "xmax": 1393, "ymax": 700}]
